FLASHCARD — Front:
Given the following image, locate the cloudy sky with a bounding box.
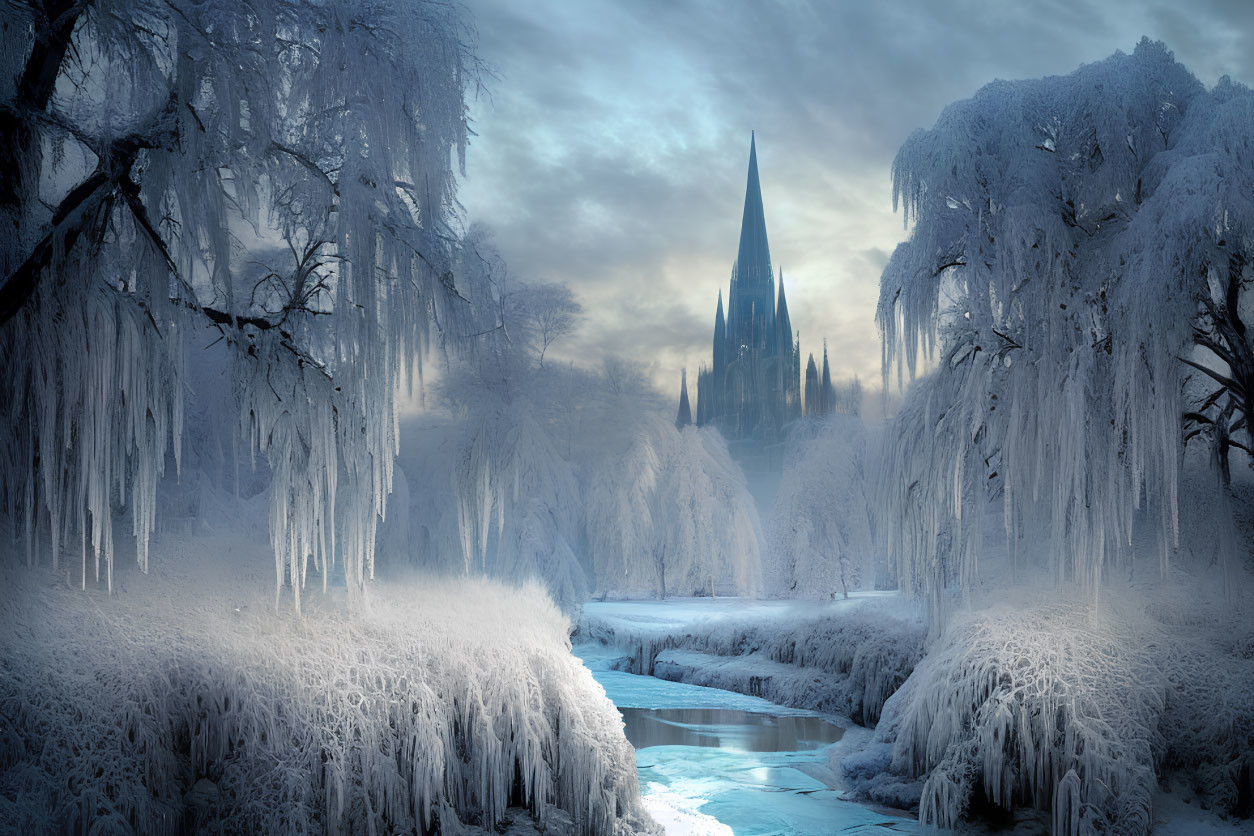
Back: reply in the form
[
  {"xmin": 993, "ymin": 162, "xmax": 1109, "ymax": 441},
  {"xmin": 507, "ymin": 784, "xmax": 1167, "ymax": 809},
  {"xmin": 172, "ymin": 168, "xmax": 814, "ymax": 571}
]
[{"xmin": 454, "ymin": 0, "xmax": 1254, "ymax": 397}]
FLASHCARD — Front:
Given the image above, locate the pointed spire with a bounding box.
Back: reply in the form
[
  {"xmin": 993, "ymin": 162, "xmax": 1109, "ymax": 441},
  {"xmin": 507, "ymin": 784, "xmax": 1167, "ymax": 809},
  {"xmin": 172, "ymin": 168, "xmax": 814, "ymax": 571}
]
[
  {"xmin": 713, "ymin": 290, "xmax": 727, "ymax": 374},
  {"xmin": 820, "ymin": 340, "xmax": 835, "ymax": 417},
  {"xmin": 695, "ymin": 365, "xmax": 706, "ymax": 425},
  {"xmin": 676, "ymin": 368, "xmax": 693, "ymax": 429},
  {"xmin": 735, "ymin": 132, "xmax": 771, "ymax": 286},
  {"xmin": 804, "ymin": 353, "xmax": 819, "ymax": 417},
  {"xmin": 775, "ymin": 267, "xmax": 791, "ymax": 329}
]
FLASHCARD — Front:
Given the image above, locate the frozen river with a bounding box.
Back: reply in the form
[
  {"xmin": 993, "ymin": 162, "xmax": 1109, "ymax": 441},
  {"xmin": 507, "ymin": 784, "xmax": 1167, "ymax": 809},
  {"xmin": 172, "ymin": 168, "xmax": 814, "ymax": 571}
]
[{"xmin": 575, "ymin": 643, "xmax": 917, "ymax": 835}]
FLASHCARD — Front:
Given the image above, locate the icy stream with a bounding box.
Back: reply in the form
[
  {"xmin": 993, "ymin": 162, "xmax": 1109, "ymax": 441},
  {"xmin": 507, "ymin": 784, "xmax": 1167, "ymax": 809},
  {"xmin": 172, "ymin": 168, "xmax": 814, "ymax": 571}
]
[{"xmin": 574, "ymin": 645, "xmax": 916, "ymax": 835}]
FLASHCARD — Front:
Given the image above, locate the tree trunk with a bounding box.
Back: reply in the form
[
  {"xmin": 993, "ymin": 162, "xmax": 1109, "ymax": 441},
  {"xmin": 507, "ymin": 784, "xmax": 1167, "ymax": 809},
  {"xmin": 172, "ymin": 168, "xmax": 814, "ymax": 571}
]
[
  {"xmin": 655, "ymin": 544, "xmax": 666, "ymax": 600},
  {"xmin": 1, "ymin": 0, "xmax": 82, "ymax": 276}
]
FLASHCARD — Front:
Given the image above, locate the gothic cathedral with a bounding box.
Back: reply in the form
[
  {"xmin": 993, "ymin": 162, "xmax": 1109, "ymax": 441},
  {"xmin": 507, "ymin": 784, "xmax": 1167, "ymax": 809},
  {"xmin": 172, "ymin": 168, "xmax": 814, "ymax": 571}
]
[{"xmin": 676, "ymin": 134, "xmax": 836, "ymax": 469}]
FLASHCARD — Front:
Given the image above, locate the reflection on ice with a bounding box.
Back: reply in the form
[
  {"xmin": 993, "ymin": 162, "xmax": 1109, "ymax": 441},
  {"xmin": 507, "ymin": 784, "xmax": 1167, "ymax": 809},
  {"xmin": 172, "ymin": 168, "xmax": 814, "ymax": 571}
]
[{"xmin": 620, "ymin": 707, "xmax": 843, "ymax": 753}]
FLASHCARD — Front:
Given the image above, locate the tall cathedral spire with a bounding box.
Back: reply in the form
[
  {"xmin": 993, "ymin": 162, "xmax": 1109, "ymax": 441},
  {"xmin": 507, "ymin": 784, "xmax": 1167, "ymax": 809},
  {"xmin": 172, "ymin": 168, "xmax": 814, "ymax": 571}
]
[
  {"xmin": 820, "ymin": 340, "xmax": 834, "ymax": 415},
  {"xmin": 735, "ymin": 132, "xmax": 772, "ymax": 286},
  {"xmin": 713, "ymin": 289, "xmax": 726, "ymax": 371},
  {"xmin": 775, "ymin": 268, "xmax": 792, "ymax": 345},
  {"xmin": 676, "ymin": 368, "xmax": 693, "ymax": 429}
]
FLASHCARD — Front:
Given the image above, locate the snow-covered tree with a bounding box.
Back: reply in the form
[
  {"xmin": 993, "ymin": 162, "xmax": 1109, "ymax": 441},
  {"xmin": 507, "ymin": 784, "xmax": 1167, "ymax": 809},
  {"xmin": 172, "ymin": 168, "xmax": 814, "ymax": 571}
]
[
  {"xmin": 0, "ymin": 0, "xmax": 474, "ymax": 607},
  {"xmin": 832, "ymin": 376, "xmax": 864, "ymax": 417},
  {"xmin": 876, "ymin": 40, "xmax": 1253, "ymax": 607},
  {"xmin": 767, "ymin": 415, "xmax": 874, "ymax": 599},
  {"xmin": 519, "ymin": 282, "xmax": 581, "ymax": 368},
  {"xmin": 587, "ymin": 415, "xmax": 761, "ymax": 599},
  {"xmin": 388, "ymin": 228, "xmax": 593, "ymax": 607}
]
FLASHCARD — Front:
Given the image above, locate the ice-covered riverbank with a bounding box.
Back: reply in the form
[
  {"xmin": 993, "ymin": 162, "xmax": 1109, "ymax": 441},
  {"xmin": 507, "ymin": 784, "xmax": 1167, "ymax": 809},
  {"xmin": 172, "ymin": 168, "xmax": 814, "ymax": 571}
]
[{"xmin": 577, "ymin": 594, "xmax": 926, "ymax": 725}]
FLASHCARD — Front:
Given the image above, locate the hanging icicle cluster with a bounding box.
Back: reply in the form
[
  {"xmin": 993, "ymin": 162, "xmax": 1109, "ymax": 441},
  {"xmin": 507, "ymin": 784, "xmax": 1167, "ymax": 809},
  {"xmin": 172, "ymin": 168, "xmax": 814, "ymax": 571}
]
[
  {"xmin": 0, "ymin": 0, "xmax": 473, "ymax": 607},
  {"xmin": 1, "ymin": 257, "xmax": 185, "ymax": 591},
  {"xmin": 876, "ymin": 40, "xmax": 1254, "ymax": 606}
]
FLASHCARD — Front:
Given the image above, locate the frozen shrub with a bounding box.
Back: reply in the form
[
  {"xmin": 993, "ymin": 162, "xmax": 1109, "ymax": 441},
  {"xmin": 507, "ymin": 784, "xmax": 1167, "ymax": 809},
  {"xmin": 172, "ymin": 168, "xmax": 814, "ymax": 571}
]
[
  {"xmin": 871, "ymin": 598, "xmax": 1165, "ymax": 836},
  {"xmin": 0, "ymin": 551, "xmax": 656, "ymax": 835}
]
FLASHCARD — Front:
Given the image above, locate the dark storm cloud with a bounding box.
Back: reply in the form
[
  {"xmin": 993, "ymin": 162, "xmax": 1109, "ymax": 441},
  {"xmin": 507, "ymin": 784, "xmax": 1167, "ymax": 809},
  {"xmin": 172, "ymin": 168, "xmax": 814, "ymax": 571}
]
[{"xmin": 457, "ymin": 0, "xmax": 1251, "ymax": 394}]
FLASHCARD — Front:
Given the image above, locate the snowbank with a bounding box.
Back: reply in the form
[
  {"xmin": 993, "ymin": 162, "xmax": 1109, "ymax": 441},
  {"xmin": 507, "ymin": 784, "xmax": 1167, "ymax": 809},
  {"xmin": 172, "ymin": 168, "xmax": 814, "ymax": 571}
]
[
  {"xmin": 577, "ymin": 595, "xmax": 924, "ymax": 726},
  {"xmin": 0, "ymin": 537, "xmax": 656, "ymax": 835}
]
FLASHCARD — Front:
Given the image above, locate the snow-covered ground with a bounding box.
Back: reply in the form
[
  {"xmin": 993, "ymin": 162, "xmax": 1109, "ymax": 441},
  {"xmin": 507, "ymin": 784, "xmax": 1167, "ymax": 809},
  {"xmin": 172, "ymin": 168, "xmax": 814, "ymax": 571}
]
[{"xmin": 582, "ymin": 592, "xmax": 907, "ymax": 632}]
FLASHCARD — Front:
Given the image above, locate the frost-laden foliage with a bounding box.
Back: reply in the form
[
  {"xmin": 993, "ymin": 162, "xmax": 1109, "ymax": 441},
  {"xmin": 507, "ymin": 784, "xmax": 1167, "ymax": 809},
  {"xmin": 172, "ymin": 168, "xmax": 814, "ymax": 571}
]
[
  {"xmin": 1138, "ymin": 561, "xmax": 1254, "ymax": 819},
  {"xmin": 404, "ymin": 405, "xmax": 762, "ymax": 606},
  {"xmin": 877, "ymin": 40, "xmax": 1254, "ymax": 605},
  {"xmin": 860, "ymin": 573, "xmax": 1254, "ymax": 835},
  {"xmin": 452, "ymin": 406, "xmax": 589, "ymax": 608},
  {"xmin": 879, "ymin": 599, "xmax": 1165, "ymax": 836},
  {"xmin": 1157, "ymin": 629, "xmax": 1254, "ymax": 817},
  {"xmin": 392, "ymin": 227, "xmax": 593, "ymax": 608},
  {"xmin": 395, "ymin": 407, "xmax": 591, "ymax": 610},
  {"xmin": 439, "ymin": 230, "xmax": 586, "ymax": 603},
  {"xmin": 0, "ymin": 554, "xmax": 655, "ymax": 835},
  {"xmin": 0, "ymin": 0, "xmax": 473, "ymax": 607},
  {"xmin": 587, "ymin": 415, "xmax": 762, "ymax": 599},
  {"xmin": 766, "ymin": 415, "xmax": 875, "ymax": 599}
]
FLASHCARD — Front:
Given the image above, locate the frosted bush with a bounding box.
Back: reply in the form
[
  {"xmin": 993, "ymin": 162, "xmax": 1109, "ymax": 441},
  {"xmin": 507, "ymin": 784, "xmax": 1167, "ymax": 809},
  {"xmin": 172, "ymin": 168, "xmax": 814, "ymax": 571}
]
[
  {"xmin": 852, "ymin": 572, "xmax": 1254, "ymax": 833},
  {"xmin": 1145, "ymin": 569, "xmax": 1254, "ymax": 818},
  {"xmin": 0, "ymin": 548, "xmax": 656, "ymax": 835},
  {"xmin": 873, "ymin": 598, "xmax": 1165, "ymax": 835}
]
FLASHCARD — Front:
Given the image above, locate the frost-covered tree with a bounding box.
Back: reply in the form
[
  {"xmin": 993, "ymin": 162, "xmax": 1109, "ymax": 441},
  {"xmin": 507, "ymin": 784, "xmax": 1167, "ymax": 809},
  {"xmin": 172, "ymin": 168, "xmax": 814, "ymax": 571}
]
[
  {"xmin": 767, "ymin": 415, "xmax": 874, "ymax": 598},
  {"xmin": 587, "ymin": 415, "xmax": 761, "ymax": 599},
  {"xmin": 519, "ymin": 282, "xmax": 581, "ymax": 368},
  {"xmin": 832, "ymin": 376, "xmax": 864, "ymax": 417},
  {"xmin": 876, "ymin": 40, "xmax": 1253, "ymax": 607},
  {"xmin": 394, "ymin": 228, "xmax": 592, "ymax": 608},
  {"xmin": 0, "ymin": 0, "xmax": 474, "ymax": 607}
]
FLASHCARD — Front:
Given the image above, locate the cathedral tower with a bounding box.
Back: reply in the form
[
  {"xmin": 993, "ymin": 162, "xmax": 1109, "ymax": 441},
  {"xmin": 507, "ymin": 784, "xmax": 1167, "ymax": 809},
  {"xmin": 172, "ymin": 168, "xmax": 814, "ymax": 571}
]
[{"xmin": 687, "ymin": 134, "xmax": 803, "ymax": 468}]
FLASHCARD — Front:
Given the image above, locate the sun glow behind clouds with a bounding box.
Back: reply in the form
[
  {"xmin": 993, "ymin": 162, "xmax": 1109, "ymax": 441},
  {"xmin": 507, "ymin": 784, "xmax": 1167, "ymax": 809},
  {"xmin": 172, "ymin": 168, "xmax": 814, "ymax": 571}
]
[{"xmin": 458, "ymin": 0, "xmax": 1252, "ymax": 398}]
